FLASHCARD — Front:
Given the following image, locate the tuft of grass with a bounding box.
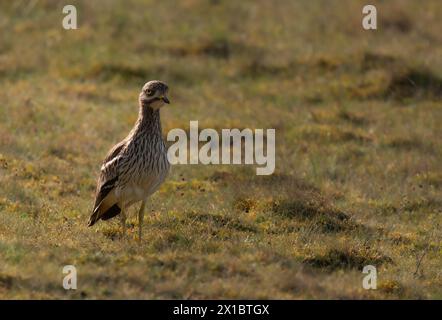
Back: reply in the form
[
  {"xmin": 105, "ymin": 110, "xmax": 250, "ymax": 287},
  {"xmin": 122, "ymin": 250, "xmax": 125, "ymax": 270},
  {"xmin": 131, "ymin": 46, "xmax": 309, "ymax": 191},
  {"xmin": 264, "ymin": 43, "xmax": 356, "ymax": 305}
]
[
  {"xmin": 85, "ymin": 63, "xmax": 149, "ymax": 84},
  {"xmin": 270, "ymin": 198, "xmax": 356, "ymax": 233},
  {"xmin": 382, "ymin": 137, "xmax": 428, "ymax": 151},
  {"xmin": 378, "ymin": 279, "xmax": 405, "ymax": 295},
  {"xmin": 383, "ymin": 11, "xmax": 413, "ymax": 33},
  {"xmin": 0, "ymin": 0, "xmax": 441, "ymax": 299},
  {"xmin": 386, "ymin": 68, "xmax": 442, "ymax": 100},
  {"xmin": 233, "ymin": 197, "xmax": 258, "ymax": 213},
  {"xmin": 168, "ymin": 37, "xmax": 232, "ymax": 59},
  {"xmin": 303, "ymin": 246, "xmax": 392, "ymax": 271},
  {"xmin": 360, "ymin": 52, "xmax": 398, "ymax": 71},
  {"xmin": 415, "ymin": 172, "xmax": 442, "ymax": 189},
  {"xmin": 296, "ymin": 125, "xmax": 373, "ymax": 144},
  {"xmin": 186, "ymin": 211, "xmax": 257, "ymax": 234},
  {"xmin": 0, "ymin": 274, "xmax": 15, "ymax": 290},
  {"xmin": 337, "ymin": 110, "xmax": 369, "ymax": 126},
  {"xmin": 271, "ymin": 198, "xmax": 346, "ymax": 220}
]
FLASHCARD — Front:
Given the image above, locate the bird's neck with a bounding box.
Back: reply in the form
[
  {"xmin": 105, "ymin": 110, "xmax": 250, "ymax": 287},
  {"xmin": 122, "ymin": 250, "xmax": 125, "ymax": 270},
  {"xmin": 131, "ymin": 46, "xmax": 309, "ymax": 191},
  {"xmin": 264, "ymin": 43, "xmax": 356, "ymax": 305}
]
[{"xmin": 132, "ymin": 104, "xmax": 162, "ymax": 138}]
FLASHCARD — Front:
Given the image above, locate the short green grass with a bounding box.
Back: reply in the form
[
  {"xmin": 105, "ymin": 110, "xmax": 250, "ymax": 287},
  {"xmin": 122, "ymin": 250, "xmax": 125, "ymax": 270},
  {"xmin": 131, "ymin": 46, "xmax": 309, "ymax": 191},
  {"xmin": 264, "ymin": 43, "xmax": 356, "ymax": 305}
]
[{"xmin": 0, "ymin": 0, "xmax": 441, "ymax": 299}]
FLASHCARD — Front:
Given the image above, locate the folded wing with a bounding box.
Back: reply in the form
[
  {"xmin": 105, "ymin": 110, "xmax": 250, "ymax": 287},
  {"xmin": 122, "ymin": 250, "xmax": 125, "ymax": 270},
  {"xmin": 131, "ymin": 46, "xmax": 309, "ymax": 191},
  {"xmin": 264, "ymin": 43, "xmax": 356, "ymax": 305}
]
[{"xmin": 88, "ymin": 140, "xmax": 127, "ymax": 226}]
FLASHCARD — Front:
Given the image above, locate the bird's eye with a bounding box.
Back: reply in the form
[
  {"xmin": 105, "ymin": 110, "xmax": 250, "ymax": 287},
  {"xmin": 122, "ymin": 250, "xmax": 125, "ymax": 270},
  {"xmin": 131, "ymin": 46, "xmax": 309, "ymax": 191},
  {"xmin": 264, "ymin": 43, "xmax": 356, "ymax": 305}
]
[{"xmin": 146, "ymin": 89, "xmax": 154, "ymax": 96}]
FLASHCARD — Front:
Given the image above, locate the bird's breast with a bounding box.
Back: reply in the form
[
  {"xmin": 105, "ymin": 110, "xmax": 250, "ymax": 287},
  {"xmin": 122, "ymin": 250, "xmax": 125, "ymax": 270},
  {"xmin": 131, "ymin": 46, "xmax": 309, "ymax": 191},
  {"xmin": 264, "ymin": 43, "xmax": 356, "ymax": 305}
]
[{"xmin": 125, "ymin": 151, "xmax": 169, "ymax": 201}]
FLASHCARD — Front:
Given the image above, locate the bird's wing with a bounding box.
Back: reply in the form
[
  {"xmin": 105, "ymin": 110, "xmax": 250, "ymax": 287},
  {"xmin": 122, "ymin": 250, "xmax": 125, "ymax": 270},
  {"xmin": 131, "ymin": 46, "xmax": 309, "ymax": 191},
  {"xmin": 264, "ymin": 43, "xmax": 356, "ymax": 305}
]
[
  {"xmin": 88, "ymin": 140, "xmax": 127, "ymax": 225},
  {"xmin": 102, "ymin": 139, "xmax": 128, "ymax": 166},
  {"xmin": 95, "ymin": 140, "xmax": 127, "ymax": 206}
]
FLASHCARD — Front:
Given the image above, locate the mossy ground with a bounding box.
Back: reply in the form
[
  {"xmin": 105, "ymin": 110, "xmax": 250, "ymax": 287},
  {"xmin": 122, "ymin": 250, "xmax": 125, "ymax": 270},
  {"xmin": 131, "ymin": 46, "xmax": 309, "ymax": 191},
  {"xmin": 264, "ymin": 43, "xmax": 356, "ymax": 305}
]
[{"xmin": 0, "ymin": 0, "xmax": 441, "ymax": 299}]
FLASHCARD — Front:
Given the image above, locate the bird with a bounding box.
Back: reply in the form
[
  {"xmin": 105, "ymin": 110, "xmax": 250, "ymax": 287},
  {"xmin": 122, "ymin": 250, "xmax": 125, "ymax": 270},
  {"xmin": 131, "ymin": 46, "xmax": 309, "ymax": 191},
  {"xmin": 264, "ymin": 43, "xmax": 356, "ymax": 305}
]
[{"xmin": 88, "ymin": 80, "xmax": 171, "ymax": 240}]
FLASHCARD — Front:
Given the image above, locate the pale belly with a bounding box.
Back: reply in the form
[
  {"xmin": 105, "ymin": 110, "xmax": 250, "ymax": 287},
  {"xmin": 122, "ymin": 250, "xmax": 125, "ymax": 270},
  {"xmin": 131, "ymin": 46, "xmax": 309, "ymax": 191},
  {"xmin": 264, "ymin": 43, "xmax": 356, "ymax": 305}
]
[{"xmin": 116, "ymin": 164, "xmax": 169, "ymax": 208}]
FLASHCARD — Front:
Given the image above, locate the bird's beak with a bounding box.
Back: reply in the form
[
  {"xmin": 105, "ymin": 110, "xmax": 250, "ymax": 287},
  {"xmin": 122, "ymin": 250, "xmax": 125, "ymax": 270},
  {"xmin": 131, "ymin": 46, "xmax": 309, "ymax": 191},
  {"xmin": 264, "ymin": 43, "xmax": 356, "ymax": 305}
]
[{"xmin": 162, "ymin": 96, "xmax": 170, "ymax": 104}]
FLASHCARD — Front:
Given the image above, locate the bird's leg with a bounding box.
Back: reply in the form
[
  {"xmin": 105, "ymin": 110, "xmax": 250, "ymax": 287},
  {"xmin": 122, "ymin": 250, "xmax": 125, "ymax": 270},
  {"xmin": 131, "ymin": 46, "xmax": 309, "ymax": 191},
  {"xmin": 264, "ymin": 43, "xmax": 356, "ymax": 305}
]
[
  {"xmin": 120, "ymin": 204, "xmax": 127, "ymax": 238},
  {"xmin": 138, "ymin": 200, "xmax": 146, "ymax": 241}
]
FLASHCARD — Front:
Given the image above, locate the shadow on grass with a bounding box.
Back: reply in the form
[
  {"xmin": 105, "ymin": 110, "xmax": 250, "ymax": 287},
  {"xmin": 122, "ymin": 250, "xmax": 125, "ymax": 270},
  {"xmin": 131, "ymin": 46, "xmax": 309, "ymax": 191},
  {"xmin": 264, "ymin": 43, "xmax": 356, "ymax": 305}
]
[
  {"xmin": 82, "ymin": 63, "xmax": 200, "ymax": 86},
  {"xmin": 386, "ymin": 68, "xmax": 442, "ymax": 100},
  {"xmin": 270, "ymin": 199, "xmax": 358, "ymax": 233},
  {"xmin": 303, "ymin": 247, "xmax": 393, "ymax": 271},
  {"xmin": 187, "ymin": 211, "xmax": 257, "ymax": 234}
]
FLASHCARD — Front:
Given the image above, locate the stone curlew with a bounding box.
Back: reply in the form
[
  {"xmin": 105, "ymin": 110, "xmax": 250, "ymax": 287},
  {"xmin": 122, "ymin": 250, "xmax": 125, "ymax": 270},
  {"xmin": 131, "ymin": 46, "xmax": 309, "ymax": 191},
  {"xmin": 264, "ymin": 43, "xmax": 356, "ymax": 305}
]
[{"xmin": 88, "ymin": 80, "xmax": 171, "ymax": 240}]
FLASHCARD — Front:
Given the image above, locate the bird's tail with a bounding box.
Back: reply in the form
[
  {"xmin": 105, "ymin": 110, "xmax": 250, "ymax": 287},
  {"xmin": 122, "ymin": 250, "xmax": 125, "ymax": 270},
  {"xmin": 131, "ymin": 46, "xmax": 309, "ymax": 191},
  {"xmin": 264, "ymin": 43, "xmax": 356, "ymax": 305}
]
[
  {"xmin": 88, "ymin": 203, "xmax": 121, "ymax": 226},
  {"xmin": 88, "ymin": 209, "xmax": 100, "ymax": 226}
]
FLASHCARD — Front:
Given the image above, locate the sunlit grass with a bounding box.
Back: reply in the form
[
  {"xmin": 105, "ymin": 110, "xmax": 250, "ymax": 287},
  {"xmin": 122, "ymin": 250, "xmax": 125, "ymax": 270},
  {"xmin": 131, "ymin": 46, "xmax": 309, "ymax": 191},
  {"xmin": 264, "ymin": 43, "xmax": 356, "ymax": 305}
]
[{"xmin": 0, "ymin": 0, "xmax": 441, "ymax": 299}]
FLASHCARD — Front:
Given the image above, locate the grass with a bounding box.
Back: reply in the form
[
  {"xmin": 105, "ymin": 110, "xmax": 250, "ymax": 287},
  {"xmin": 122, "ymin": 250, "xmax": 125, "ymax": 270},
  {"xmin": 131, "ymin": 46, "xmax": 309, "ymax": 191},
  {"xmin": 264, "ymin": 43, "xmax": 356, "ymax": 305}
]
[{"xmin": 0, "ymin": 0, "xmax": 441, "ymax": 299}]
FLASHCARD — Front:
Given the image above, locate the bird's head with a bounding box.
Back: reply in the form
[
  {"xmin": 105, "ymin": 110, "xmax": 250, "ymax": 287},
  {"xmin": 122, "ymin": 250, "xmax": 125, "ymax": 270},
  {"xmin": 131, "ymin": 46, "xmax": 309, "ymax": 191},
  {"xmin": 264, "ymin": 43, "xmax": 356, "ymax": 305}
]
[{"xmin": 139, "ymin": 80, "xmax": 170, "ymax": 110}]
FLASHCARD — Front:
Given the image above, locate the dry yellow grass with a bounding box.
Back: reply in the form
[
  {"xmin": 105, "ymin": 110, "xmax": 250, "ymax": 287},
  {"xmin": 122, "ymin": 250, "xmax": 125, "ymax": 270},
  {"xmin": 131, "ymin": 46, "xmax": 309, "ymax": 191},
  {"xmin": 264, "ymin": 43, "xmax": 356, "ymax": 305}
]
[{"xmin": 0, "ymin": 0, "xmax": 441, "ymax": 299}]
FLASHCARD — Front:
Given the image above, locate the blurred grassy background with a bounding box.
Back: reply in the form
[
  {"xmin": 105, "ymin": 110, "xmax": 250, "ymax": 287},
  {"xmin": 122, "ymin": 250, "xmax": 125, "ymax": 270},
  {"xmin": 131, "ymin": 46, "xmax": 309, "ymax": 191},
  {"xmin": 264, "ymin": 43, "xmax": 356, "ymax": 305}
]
[{"xmin": 0, "ymin": 0, "xmax": 441, "ymax": 299}]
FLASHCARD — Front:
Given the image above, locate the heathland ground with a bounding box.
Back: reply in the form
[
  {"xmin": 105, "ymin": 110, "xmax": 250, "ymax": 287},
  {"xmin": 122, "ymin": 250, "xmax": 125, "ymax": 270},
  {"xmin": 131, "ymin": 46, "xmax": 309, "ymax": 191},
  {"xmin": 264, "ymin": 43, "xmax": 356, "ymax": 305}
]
[{"xmin": 0, "ymin": 0, "xmax": 441, "ymax": 298}]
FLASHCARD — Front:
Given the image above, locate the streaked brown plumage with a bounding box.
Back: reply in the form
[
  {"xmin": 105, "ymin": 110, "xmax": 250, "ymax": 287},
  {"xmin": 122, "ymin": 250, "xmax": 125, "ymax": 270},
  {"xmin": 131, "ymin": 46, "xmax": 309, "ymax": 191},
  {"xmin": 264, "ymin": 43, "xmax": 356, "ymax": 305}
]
[{"xmin": 88, "ymin": 80, "xmax": 171, "ymax": 240}]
